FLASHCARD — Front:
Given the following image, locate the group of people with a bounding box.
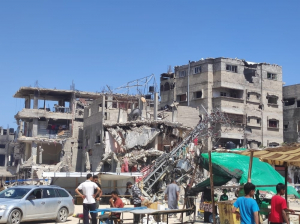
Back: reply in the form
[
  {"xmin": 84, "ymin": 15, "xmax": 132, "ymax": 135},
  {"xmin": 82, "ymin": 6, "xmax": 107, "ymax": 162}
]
[
  {"xmin": 74, "ymin": 174, "xmax": 145, "ymax": 224},
  {"xmin": 232, "ymin": 182, "xmax": 295, "ymax": 224}
]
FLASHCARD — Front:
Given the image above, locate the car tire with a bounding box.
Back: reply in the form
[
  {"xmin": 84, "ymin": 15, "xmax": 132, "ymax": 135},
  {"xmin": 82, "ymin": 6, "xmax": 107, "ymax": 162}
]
[
  {"xmin": 56, "ymin": 207, "xmax": 68, "ymax": 223},
  {"xmin": 7, "ymin": 209, "xmax": 22, "ymax": 224}
]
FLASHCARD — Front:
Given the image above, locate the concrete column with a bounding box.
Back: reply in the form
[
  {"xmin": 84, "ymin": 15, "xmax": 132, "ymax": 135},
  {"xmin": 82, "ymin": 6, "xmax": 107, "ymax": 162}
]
[
  {"xmin": 172, "ymin": 108, "xmax": 177, "ymax": 122},
  {"xmin": 107, "ymin": 96, "xmax": 113, "ymax": 109},
  {"xmin": 117, "ymin": 108, "xmax": 122, "ymax": 123},
  {"xmin": 4, "ymin": 143, "xmax": 8, "ymax": 168},
  {"xmin": 39, "ymin": 147, "xmax": 43, "ymax": 164},
  {"xmin": 0, "ymin": 128, "xmax": 3, "ymax": 135},
  {"xmin": 100, "ymin": 95, "xmax": 105, "ymax": 144},
  {"xmin": 154, "ymin": 92, "xmax": 158, "ymax": 120},
  {"xmin": 131, "ymin": 103, "xmax": 135, "ymax": 110},
  {"xmin": 154, "ymin": 136, "xmax": 158, "ymax": 150},
  {"xmin": 31, "ymin": 142, "xmax": 37, "ymax": 165},
  {"xmin": 25, "ymin": 96, "xmax": 31, "ymax": 109},
  {"xmin": 33, "ymin": 91, "xmax": 38, "ymax": 109},
  {"xmin": 32, "ymin": 119, "xmax": 38, "ymax": 137}
]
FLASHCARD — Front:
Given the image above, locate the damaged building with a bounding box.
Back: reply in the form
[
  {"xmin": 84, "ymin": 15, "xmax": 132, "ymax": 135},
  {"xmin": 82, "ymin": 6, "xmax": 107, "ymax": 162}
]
[
  {"xmin": 0, "ymin": 127, "xmax": 15, "ymax": 184},
  {"xmin": 12, "ymin": 87, "xmax": 103, "ymax": 183},
  {"xmin": 160, "ymin": 57, "xmax": 284, "ymax": 149},
  {"xmin": 283, "ymin": 84, "xmax": 300, "ymax": 143},
  {"xmin": 82, "ymin": 93, "xmax": 200, "ymax": 173}
]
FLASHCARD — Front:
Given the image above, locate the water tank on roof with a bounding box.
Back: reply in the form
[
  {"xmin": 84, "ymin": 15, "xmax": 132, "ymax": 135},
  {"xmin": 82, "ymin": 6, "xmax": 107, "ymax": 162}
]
[
  {"xmin": 149, "ymin": 86, "xmax": 154, "ymax": 92},
  {"xmin": 9, "ymin": 128, "xmax": 14, "ymax": 134},
  {"xmin": 225, "ymin": 141, "xmax": 236, "ymax": 149}
]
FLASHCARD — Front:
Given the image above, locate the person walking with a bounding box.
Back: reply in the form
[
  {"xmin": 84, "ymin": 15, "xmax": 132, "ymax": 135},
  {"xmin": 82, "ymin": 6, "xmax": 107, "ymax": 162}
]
[
  {"xmin": 126, "ymin": 182, "xmax": 142, "ymax": 224},
  {"xmin": 164, "ymin": 179, "xmax": 180, "ymax": 217},
  {"xmin": 93, "ymin": 175, "xmax": 102, "ymax": 209},
  {"xmin": 232, "ymin": 182, "xmax": 260, "ymax": 224},
  {"xmin": 75, "ymin": 174, "xmax": 101, "ymax": 224},
  {"xmin": 269, "ymin": 183, "xmax": 295, "ymax": 224}
]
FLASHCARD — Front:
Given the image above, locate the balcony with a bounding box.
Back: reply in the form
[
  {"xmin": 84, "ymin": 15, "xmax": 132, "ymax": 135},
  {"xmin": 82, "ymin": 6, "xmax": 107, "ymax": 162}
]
[{"xmin": 15, "ymin": 108, "xmax": 73, "ymax": 120}]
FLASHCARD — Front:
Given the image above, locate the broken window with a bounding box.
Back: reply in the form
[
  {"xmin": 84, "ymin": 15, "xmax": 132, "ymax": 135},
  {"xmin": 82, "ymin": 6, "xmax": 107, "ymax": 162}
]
[
  {"xmin": 284, "ymin": 124, "xmax": 288, "ymax": 130},
  {"xmin": 160, "ymin": 85, "xmax": 164, "ymax": 92},
  {"xmin": 0, "ymin": 144, "xmax": 5, "ymax": 148},
  {"xmin": 220, "ymin": 92, "xmax": 227, "ymax": 97},
  {"xmin": 96, "ymin": 135, "xmax": 101, "ymax": 144},
  {"xmin": 226, "ymin": 64, "xmax": 238, "ymax": 73},
  {"xmin": 104, "ymin": 112, "xmax": 109, "ymax": 120},
  {"xmin": 230, "ymin": 91, "xmax": 238, "ymax": 98},
  {"xmin": 257, "ymin": 118, "xmax": 261, "ymax": 124},
  {"xmin": 284, "ymin": 98, "xmax": 295, "ymax": 106},
  {"xmin": 194, "ymin": 91, "xmax": 202, "ymax": 99},
  {"xmin": 164, "ymin": 82, "xmax": 170, "ymax": 91},
  {"xmin": 179, "ymin": 70, "xmax": 186, "ymax": 78},
  {"xmin": 267, "ymin": 73, "xmax": 277, "ymax": 80},
  {"xmin": 0, "ymin": 155, "xmax": 5, "ymax": 166},
  {"xmin": 267, "ymin": 96, "xmax": 278, "ymax": 105},
  {"xmin": 244, "ymin": 68, "xmax": 255, "ymax": 83},
  {"xmin": 297, "ymin": 101, "xmax": 300, "ymax": 108},
  {"xmin": 247, "ymin": 117, "xmax": 251, "ymax": 123},
  {"xmin": 194, "ymin": 66, "xmax": 201, "ymax": 74},
  {"xmin": 269, "ymin": 120, "xmax": 279, "ymax": 128},
  {"xmin": 177, "ymin": 94, "xmax": 186, "ymax": 102}
]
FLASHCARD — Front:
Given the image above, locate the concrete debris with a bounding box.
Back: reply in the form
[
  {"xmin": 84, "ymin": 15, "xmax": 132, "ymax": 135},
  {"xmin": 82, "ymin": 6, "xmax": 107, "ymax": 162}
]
[{"xmin": 107, "ymin": 125, "xmax": 160, "ymax": 150}]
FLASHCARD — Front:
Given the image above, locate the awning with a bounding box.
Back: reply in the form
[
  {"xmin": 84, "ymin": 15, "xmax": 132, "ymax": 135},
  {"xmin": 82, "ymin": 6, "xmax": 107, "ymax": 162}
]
[
  {"xmin": 42, "ymin": 172, "xmax": 143, "ymax": 180},
  {"xmin": 218, "ymin": 144, "xmax": 300, "ymax": 166}
]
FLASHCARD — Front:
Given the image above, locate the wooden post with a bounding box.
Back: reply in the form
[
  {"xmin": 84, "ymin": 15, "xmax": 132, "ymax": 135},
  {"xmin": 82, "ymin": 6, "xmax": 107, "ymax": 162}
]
[
  {"xmin": 247, "ymin": 151, "xmax": 254, "ymax": 183},
  {"xmin": 208, "ymin": 151, "xmax": 216, "ymax": 224},
  {"xmin": 284, "ymin": 162, "xmax": 288, "ymax": 203}
]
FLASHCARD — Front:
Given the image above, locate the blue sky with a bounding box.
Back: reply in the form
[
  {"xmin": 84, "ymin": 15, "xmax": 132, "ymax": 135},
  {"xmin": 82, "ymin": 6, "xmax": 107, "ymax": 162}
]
[{"xmin": 0, "ymin": 0, "xmax": 300, "ymax": 128}]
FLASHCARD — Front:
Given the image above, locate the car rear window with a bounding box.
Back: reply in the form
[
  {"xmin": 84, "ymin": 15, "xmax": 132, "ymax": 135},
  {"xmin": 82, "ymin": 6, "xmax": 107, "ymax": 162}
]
[
  {"xmin": 57, "ymin": 189, "xmax": 70, "ymax": 197},
  {"xmin": 43, "ymin": 188, "xmax": 57, "ymax": 198}
]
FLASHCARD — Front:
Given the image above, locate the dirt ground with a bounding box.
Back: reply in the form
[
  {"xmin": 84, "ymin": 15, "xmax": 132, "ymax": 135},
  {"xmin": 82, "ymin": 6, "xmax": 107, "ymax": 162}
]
[{"xmin": 21, "ymin": 200, "xmax": 300, "ymax": 224}]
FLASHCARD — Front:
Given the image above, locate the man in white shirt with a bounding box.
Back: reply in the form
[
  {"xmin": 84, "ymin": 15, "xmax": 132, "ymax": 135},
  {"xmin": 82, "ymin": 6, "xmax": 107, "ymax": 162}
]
[{"xmin": 75, "ymin": 174, "xmax": 101, "ymax": 224}]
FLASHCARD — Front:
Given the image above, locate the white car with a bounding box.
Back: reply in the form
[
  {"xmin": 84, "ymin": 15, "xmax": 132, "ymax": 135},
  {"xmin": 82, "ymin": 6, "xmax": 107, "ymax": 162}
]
[{"xmin": 0, "ymin": 185, "xmax": 74, "ymax": 224}]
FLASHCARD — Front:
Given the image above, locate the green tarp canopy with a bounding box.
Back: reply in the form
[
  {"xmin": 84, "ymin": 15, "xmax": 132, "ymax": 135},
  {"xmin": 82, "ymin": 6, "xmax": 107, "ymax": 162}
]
[{"xmin": 193, "ymin": 152, "xmax": 299, "ymax": 198}]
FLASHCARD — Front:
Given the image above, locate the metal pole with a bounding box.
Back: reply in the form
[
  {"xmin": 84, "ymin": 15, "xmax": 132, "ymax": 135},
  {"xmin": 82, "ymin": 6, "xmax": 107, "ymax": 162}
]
[
  {"xmin": 187, "ymin": 60, "xmax": 190, "ymax": 106},
  {"xmin": 285, "ymin": 162, "xmax": 288, "ymax": 202},
  {"xmin": 208, "ymin": 151, "xmax": 216, "ymax": 224},
  {"xmin": 247, "ymin": 151, "xmax": 254, "ymax": 182}
]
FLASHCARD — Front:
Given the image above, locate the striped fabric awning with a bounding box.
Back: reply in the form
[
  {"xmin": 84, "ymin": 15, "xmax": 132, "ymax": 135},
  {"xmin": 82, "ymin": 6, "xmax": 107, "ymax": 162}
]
[{"xmin": 219, "ymin": 144, "xmax": 300, "ymax": 167}]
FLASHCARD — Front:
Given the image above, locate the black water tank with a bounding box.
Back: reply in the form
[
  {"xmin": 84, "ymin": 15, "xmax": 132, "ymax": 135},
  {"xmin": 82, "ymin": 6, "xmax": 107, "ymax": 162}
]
[
  {"xmin": 149, "ymin": 86, "xmax": 154, "ymax": 92},
  {"xmin": 225, "ymin": 141, "xmax": 236, "ymax": 149}
]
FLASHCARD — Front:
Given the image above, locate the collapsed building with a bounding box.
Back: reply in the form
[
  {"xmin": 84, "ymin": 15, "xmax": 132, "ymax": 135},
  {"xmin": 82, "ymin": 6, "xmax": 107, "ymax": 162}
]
[
  {"xmin": 160, "ymin": 57, "xmax": 284, "ymax": 149},
  {"xmin": 82, "ymin": 93, "xmax": 201, "ymax": 194}
]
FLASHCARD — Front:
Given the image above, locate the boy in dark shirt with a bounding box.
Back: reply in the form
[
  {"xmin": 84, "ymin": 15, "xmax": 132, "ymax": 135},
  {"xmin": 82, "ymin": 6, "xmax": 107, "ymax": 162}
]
[{"xmin": 93, "ymin": 175, "xmax": 102, "ymax": 209}]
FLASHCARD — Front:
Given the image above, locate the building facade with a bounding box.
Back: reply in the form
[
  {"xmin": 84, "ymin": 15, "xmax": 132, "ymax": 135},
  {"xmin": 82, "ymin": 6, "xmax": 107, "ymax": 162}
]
[
  {"xmin": 160, "ymin": 57, "xmax": 283, "ymax": 149},
  {"xmin": 12, "ymin": 87, "xmax": 102, "ymax": 182},
  {"xmin": 283, "ymin": 84, "xmax": 300, "ymax": 143}
]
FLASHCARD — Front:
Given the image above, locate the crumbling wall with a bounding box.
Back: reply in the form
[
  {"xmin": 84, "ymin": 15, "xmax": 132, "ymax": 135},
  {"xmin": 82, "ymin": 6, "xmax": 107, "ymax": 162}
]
[{"xmin": 107, "ymin": 125, "xmax": 160, "ymax": 150}]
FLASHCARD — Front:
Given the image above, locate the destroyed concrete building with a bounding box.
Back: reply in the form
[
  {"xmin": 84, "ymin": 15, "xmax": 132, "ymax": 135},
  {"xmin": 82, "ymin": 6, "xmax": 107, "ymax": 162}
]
[
  {"xmin": 82, "ymin": 93, "xmax": 200, "ymax": 174},
  {"xmin": 283, "ymin": 84, "xmax": 300, "ymax": 143},
  {"xmin": 12, "ymin": 87, "xmax": 103, "ymax": 183},
  {"xmin": 160, "ymin": 57, "xmax": 284, "ymax": 149},
  {"xmin": 0, "ymin": 127, "xmax": 15, "ymax": 184}
]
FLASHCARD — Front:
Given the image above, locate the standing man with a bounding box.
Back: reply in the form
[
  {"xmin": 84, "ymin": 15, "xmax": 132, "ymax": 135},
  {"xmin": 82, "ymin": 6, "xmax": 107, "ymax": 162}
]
[
  {"xmin": 126, "ymin": 182, "xmax": 142, "ymax": 224},
  {"xmin": 164, "ymin": 179, "xmax": 180, "ymax": 217},
  {"xmin": 93, "ymin": 175, "xmax": 102, "ymax": 209},
  {"xmin": 269, "ymin": 183, "xmax": 295, "ymax": 224},
  {"xmin": 75, "ymin": 174, "xmax": 101, "ymax": 224},
  {"xmin": 232, "ymin": 182, "xmax": 260, "ymax": 224}
]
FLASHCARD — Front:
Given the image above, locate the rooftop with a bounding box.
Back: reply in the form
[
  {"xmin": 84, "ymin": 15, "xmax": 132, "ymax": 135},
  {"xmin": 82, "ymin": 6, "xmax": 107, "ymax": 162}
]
[{"xmin": 13, "ymin": 87, "xmax": 141, "ymax": 101}]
